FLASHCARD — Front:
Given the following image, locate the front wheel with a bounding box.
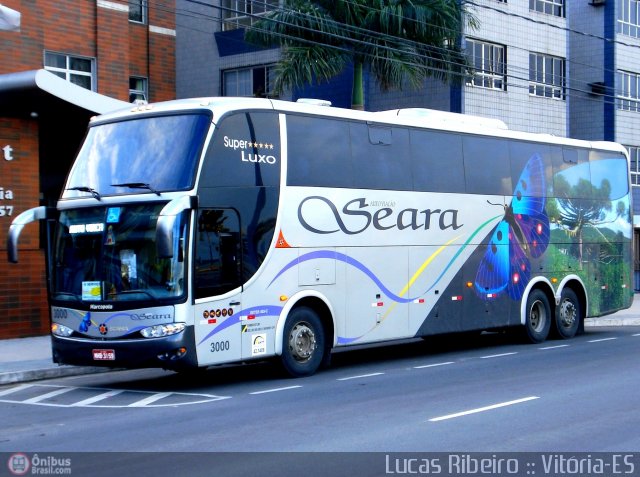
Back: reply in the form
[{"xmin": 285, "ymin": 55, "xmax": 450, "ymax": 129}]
[
  {"xmin": 522, "ymin": 289, "xmax": 551, "ymax": 344},
  {"xmin": 281, "ymin": 307, "xmax": 325, "ymax": 377},
  {"xmin": 553, "ymin": 288, "xmax": 581, "ymax": 339}
]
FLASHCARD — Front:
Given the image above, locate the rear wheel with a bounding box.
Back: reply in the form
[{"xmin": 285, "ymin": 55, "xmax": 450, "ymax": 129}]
[
  {"xmin": 281, "ymin": 307, "xmax": 325, "ymax": 377},
  {"xmin": 554, "ymin": 288, "xmax": 581, "ymax": 339},
  {"xmin": 523, "ymin": 289, "xmax": 551, "ymax": 343}
]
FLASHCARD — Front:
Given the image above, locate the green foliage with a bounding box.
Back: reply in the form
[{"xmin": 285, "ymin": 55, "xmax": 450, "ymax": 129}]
[{"xmin": 245, "ymin": 0, "xmax": 477, "ymax": 107}]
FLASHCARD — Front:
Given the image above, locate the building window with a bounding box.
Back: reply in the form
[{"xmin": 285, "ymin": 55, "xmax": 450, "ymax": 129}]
[
  {"xmin": 529, "ymin": 53, "xmax": 565, "ymax": 99},
  {"xmin": 44, "ymin": 52, "xmax": 95, "ymax": 91},
  {"xmin": 222, "ymin": 0, "xmax": 279, "ymax": 31},
  {"xmin": 529, "ymin": 0, "xmax": 564, "ymax": 17},
  {"xmin": 617, "ymin": 71, "xmax": 640, "ymax": 111},
  {"xmin": 129, "ymin": 0, "xmax": 147, "ymax": 24},
  {"xmin": 466, "ymin": 39, "xmax": 506, "ymax": 90},
  {"xmin": 129, "ymin": 77, "xmax": 148, "ymax": 103},
  {"xmin": 223, "ymin": 65, "xmax": 276, "ymax": 98},
  {"xmin": 627, "ymin": 146, "xmax": 640, "ymax": 185},
  {"xmin": 618, "ymin": 0, "xmax": 640, "ymax": 37}
]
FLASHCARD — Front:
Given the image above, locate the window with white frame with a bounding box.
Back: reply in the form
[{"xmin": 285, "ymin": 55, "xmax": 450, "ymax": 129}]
[
  {"xmin": 529, "ymin": 0, "xmax": 564, "ymax": 17},
  {"xmin": 223, "ymin": 65, "xmax": 276, "ymax": 98},
  {"xmin": 627, "ymin": 146, "xmax": 640, "ymax": 185},
  {"xmin": 129, "ymin": 0, "xmax": 147, "ymax": 24},
  {"xmin": 529, "ymin": 53, "xmax": 565, "ymax": 99},
  {"xmin": 44, "ymin": 52, "xmax": 95, "ymax": 91},
  {"xmin": 129, "ymin": 77, "xmax": 148, "ymax": 103},
  {"xmin": 466, "ymin": 39, "xmax": 506, "ymax": 90},
  {"xmin": 618, "ymin": 0, "xmax": 640, "ymax": 37},
  {"xmin": 222, "ymin": 0, "xmax": 279, "ymax": 31},
  {"xmin": 617, "ymin": 70, "xmax": 640, "ymax": 111}
]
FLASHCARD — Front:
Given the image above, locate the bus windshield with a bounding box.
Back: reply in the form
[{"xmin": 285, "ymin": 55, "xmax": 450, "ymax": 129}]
[
  {"xmin": 51, "ymin": 204, "xmax": 187, "ymax": 304},
  {"xmin": 63, "ymin": 113, "xmax": 211, "ymax": 199}
]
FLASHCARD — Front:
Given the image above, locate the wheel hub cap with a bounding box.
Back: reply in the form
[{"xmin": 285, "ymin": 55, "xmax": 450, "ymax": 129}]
[
  {"xmin": 560, "ymin": 300, "xmax": 576, "ymax": 328},
  {"xmin": 289, "ymin": 323, "xmax": 316, "ymax": 362}
]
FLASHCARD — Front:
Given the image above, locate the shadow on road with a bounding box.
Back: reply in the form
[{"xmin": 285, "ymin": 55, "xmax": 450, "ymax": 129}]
[{"xmin": 96, "ymin": 330, "xmax": 526, "ymax": 392}]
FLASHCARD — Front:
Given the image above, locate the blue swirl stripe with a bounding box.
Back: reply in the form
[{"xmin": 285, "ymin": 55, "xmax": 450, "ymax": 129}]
[{"xmin": 269, "ymin": 250, "xmax": 415, "ymax": 303}]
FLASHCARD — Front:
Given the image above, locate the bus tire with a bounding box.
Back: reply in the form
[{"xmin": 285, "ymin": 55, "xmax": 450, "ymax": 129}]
[
  {"xmin": 281, "ymin": 306, "xmax": 325, "ymax": 377},
  {"xmin": 522, "ymin": 289, "xmax": 551, "ymax": 344},
  {"xmin": 554, "ymin": 288, "xmax": 581, "ymax": 339}
]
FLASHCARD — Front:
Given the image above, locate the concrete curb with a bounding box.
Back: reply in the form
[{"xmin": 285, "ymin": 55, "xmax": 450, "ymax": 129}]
[
  {"xmin": 0, "ymin": 366, "xmax": 115, "ymax": 385},
  {"xmin": 585, "ymin": 317, "xmax": 640, "ymax": 327}
]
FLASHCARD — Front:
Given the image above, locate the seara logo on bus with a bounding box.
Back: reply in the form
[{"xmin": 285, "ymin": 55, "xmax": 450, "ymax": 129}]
[
  {"xmin": 298, "ymin": 196, "xmax": 463, "ymax": 235},
  {"xmin": 223, "ymin": 135, "xmax": 277, "ymax": 165}
]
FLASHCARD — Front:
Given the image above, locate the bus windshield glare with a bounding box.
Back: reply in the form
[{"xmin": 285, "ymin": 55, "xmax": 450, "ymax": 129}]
[
  {"xmin": 63, "ymin": 113, "xmax": 211, "ymax": 198},
  {"xmin": 51, "ymin": 204, "xmax": 187, "ymax": 303}
]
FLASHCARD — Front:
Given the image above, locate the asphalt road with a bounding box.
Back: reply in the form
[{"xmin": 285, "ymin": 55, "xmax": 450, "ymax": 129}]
[{"xmin": 1, "ymin": 327, "xmax": 639, "ymax": 476}]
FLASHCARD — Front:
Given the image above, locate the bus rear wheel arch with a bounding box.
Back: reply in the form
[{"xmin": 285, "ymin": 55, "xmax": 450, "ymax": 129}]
[{"xmin": 280, "ymin": 306, "xmax": 327, "ymax": 377}]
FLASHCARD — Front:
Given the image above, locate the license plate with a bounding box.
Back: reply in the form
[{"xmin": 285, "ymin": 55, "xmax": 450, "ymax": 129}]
[{"xmin": 93, "ymin": 349, "xmax": 115, "ymax": 361}]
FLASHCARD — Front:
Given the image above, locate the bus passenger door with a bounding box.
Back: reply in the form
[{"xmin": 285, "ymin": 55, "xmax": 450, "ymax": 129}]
[{"xmin": 193, "ymin": 208, "xmax": 243, "ymax": 367}]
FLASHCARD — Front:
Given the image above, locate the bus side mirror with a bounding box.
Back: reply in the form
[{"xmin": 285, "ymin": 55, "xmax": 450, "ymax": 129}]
[
  {"xmin": 156, "ymin": 196, "xmax": 197, "ymax": 259},
  {"xmin": 7, "ymin": 206, "xmax": 48, "ymax": 263}
]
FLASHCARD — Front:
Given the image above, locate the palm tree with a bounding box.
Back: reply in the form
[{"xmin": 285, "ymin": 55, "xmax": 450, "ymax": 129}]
[{"xmin": 245, "ymin": 0, "xmax": 478, "ymax": 109}]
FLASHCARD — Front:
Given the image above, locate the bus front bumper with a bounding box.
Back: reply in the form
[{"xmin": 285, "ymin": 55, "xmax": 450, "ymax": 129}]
[{"xmin": 52, "ymin": 325, "xmax": 198, "ymax": 370}]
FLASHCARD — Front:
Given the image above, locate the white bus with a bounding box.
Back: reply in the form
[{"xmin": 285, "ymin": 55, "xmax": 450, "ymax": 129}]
[{"xmin": 7, "ymin": 98, "xmax": 634, "ymax": 377}]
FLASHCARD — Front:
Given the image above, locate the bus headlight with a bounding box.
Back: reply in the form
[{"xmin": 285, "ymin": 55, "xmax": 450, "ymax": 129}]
[
  {"xmin": 52, "ymin": 323, "xmax": 74, "ymax": 337},
  {"xmin": 140, "ymin": 323, "xmax": 185, "ymax": 338}
]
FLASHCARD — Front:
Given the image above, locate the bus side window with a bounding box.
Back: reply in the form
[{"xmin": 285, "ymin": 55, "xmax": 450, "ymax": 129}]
[
  {"xmin": 463, "ymin": 136, "xmax": 512, "ymax": 196},
  {"xmin": 410, "ymin": 130, "xmax": 465, "ymax": 193},
  {"xmin": 350, "ymin": 123, "xmax": 411, "ymax": 191},
  {"xmin": 553, "ymin": 148, "xmax": 591, "ymax": 199},
  {"xmin": 194, "ymin": 209, "xmax": 242, "ymax": 299},
  {"xmin": 508, "ymin": 141, "xmax": 554, "ymax": 197},
  {"xmin": 287, "ymin": 115, "xmax": 353, "ymax": 188}
]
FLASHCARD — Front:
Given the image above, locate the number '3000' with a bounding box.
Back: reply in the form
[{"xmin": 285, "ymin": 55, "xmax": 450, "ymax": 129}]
[{"xmin": 211, "ymin": 340, "xmax": 230, "ymax": 352}]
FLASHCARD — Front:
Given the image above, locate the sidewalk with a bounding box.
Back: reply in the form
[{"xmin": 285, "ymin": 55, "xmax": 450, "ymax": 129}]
[
  {"xmin": 0, "ymin": 335, "xmax": 113, "ymax": 385},
  {"xmin": 1, "ymin": 299, "xmax": 639, "ymax": 385}
]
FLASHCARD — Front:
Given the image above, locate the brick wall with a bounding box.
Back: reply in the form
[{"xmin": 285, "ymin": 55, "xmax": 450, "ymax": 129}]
[
  {"xmin": 0, "ymin": 0, "xmax": 176, "ymax": 338},
  {"xmin": 0, "ymin": 118, "xmax": 48, "ymax": 338},
  {"xmin": 148, "ymin": 0, "xmax": 176, "ymax": 102},
  {"xmin": 1, "ymin": 0, "xmax": 176, "ymax": 101},
  {"xmin": 97, "ymin": 1, "xmax": 130, "ymax": 100}
]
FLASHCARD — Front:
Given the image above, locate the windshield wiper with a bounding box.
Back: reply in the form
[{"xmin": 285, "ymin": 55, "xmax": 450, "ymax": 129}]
[
  {"xmin": 111, "ymin": 182, "xmax": 161, "ymax": 196},
  {"xmin": 67, "ymin": 186, "xmax": 101, "ymax": 201}
]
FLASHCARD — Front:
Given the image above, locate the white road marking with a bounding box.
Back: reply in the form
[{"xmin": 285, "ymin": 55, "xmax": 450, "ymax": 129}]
[
  {"xmin": 337, "ymin": 372, "xmax": 384, "ymax": 381},
  {"xmin": 71, "ymin": 389, "xmax": 126, "ymax": 406},
  {"xmin": 414, "ymin": 362, "xmax": 455, "ymax": 369},
  {"xmin": 538, "ymin": 344, "xmax": 570, "ymax": 350},
  {"xmin": 128, "ymin": 392, "xmax": 173, "ymax": 407},
  {"xmin": 0, "ymin": 384, "xmax": 230, "ymax": 408},
  {"xmin": 22, "ymin": 386, "xmax": 76, "ymax": 404},
  {"xmin": 480, "ymin": 352, "xmax": 518, "ymax": 359},
  {"xmin": 249, "ymin": 385, "xmax": 302, "ymax": 395},
  {"xmin": 588, "ymin": 337, "xmax": 618, "ymax": 343},
  {"xmin": 429, "ymin": 396, "xmax": 540, "ymax": 422},
  {"xmin": 0, "ymin": 384, "xmax": 32, "ymax": 397}
]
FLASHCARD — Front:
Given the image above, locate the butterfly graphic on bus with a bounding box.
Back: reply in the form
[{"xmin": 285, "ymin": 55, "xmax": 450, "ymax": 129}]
[{"xmin": 475, "ymin": 153, "xmax": 550, "ymax": 301}]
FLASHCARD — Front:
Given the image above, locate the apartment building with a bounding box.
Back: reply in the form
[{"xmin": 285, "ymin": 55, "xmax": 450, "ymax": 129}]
[
  {"xmin": 0, "ymin": 0, "xmax": 176, "ymax": 338},
  {"xmin": 175, "ymin": 0, "xmax": 640, "ymax": 288}
]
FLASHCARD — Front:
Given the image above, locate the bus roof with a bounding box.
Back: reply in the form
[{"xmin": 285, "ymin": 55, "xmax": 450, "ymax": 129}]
[{"xmin": 92, "ymin": 96, "xmax": 628, "ymax": 156}]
